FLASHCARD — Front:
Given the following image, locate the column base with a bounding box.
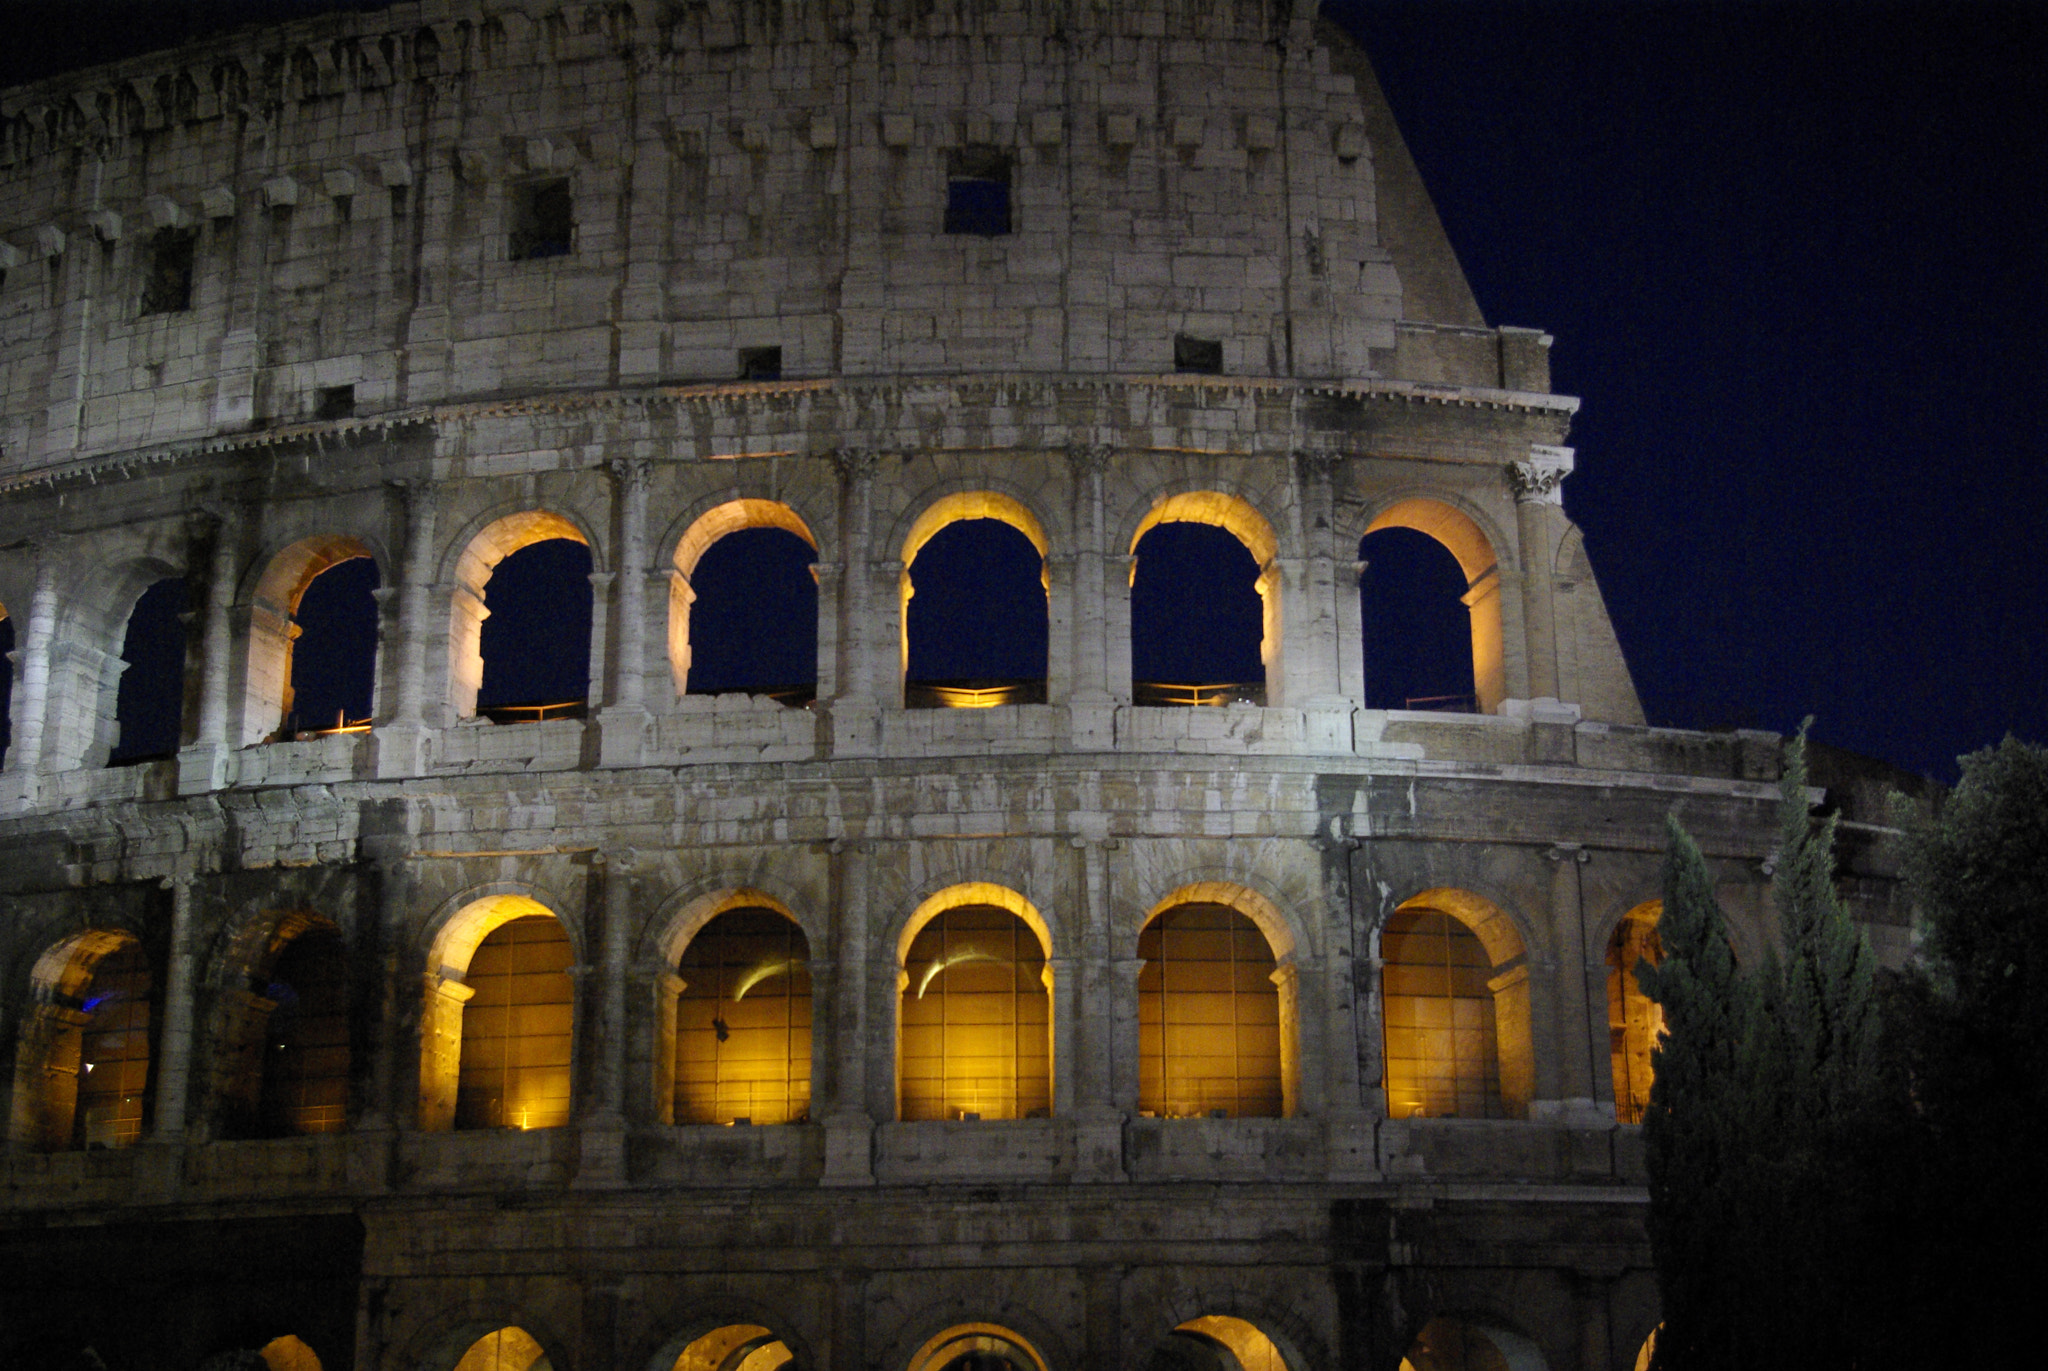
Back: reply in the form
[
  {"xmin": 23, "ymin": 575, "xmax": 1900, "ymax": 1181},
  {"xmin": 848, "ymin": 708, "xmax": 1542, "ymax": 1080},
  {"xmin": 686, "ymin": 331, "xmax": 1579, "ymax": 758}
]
[
  {"xmin": 176, "ymin": 742, "xmax": 232, "ymax": 795},
  {"xmin": 369, "ymin": 722, "xmax": 432, "ymax": 778},
  {"xmin": 574, "ymin": 1112, "xmax": 629, "ymax": 1188},
  {"xmin": 595, "ymin": 707, "xmax": 653, "ymax": 768},
  {"xmin": 1069, "ymin": 1108, "xmax": 1127, "ymax": 1182},
  {"xmin": 1064, "ymin": 700, "xmax": 1117, "ymax": 751},
  {"xmin": 823, "ymin": 701, "xmax": 882, "ymax": 758},
  {"xmin": 1324, "ymin": 1108, "xmax": 1382, "ymax": 1181},
  {"xmin": 819, "ymin": 1110, "xmax": 876, "ymax": 1186}
]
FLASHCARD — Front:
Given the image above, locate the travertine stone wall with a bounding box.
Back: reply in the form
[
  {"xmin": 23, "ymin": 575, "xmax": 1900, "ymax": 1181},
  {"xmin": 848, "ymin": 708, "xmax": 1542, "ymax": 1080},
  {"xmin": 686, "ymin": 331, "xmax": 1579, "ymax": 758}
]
[
  {"xmin": 0, "ymin": 7, "xmax": 1881, "ymax": 1371},
  {"xmin": 0, "ymin": 0, "xmax": 1545, "ymax": 478}
]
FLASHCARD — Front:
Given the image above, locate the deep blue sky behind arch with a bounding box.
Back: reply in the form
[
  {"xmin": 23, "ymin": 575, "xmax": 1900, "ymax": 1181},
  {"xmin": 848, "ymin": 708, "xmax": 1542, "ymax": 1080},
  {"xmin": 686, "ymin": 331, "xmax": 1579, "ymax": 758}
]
[{"xmin": 14, "ymin": 1, "xmax": 2045, "ymax": 780}]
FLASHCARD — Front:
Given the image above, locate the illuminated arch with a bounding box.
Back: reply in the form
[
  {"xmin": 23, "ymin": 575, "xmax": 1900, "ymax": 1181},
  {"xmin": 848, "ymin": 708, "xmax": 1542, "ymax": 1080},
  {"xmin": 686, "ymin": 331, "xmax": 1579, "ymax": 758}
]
[
  {"xmin": 1380, "ymin": 888, "xmax": 1534, "ymax": 1120},
  {"xmin": 1137, "ymin": 903, "xmax": 1286, "ymax": 1120},
  {"xmin": 1149, "ymin": 1315, "xmax": 1297, "ymax": 1371},
  {"xmin": 418, "ymin": 892, "xmax": 578, "ymax": 1132},
  {"xmin": 238, "ymin": 534, "xmax": 381, "ymax": 745},
  {"xmin": 8, "ymin": 929, "xmax": 153, "ymax": 1151},
  {"xmin": 1364, "ymin": 496, "xmax": 1507, "ymax": 713},
  {"xmin": 661, "ymin": 1323, "xmax": 796, "ymax": 1371},
  {"xmin": 1607, "ymin": 900, "xmax": 1664, "ymax": 1123},
  {"xmin": 450, "ymin": 1326, "xmax": 554, "ymax": 1371},
  {"xmin": 1127, "ymin": 490, "xmax": 1281, "ymax": 704},
  {"xmin": 1397, "ymin": 1315, "xmax": 1549, "ymax": 1371},
  {"xmin": 444, "ymin": 508, "xmax": 595, "ymax": 720},
  {"xmin": 904, "ymin": 1323, "xmax": 1050, "ymax": 1371},
  {"xmin": 671, "ymin": 903, "xmax": 813, "ymax": 1126},
  {"xmin": 896, "ymin": 883, "xmax": 1054, "ymax": 1122},
  {"xmin": 669, "ymin": 499, "xmax": 821, "ymax": 697},
  {"xmin": 897, "ymin": 491, "xmax": 1052, "ymax": 707}
]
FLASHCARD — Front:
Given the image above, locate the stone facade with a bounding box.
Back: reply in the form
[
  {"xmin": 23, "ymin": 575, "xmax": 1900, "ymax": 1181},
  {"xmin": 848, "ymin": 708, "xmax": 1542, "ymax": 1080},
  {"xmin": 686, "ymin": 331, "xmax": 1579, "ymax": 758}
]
[{"xmin": 0, "ymin": 5, "xmax": 1908, "ymax": 1370}]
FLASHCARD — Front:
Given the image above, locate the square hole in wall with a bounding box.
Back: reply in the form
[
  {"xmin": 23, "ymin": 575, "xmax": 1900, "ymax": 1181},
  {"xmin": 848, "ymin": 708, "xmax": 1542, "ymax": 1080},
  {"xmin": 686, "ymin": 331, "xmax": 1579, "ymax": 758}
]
[
  {"xmin": 739, "ymin": 346, "xmax": 783, "ymax": 381},
  {"xmin": 1174, "ymin": 334, "xmax": 1224, "ymax": 375},
  {"xmin": 140, "ymin": 228, "xmax": 197, "ymax": 315},
  {"xmin": 509, "ymin": 178, "xmax": 573, "ymax": 260},
  {"xmin": 316, "ymin": 385, "xmax": 356, "ymax": 420},
  {"xmin": 944, "ymin": 147, "xmax": 1012, "ymax": 236}
]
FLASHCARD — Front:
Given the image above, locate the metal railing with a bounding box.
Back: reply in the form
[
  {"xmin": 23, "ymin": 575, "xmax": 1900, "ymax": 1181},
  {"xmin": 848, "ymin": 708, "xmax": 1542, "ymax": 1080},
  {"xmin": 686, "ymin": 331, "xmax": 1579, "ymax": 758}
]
[
  {"xmin": 904, "ymin": 678, "xmax": 1048, "ymax": 710},
  {"xmin": 1132, "ymin": 681, "xmax": 1265, "ymax": 708}
]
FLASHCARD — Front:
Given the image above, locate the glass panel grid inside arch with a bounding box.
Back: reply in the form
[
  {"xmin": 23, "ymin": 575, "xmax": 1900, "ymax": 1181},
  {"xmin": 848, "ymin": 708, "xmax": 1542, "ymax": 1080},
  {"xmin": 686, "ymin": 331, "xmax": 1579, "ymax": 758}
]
[
  {"xmin": 899, "ymin": 906, "xmax": 1051, "ymax": 1122},
  {"xmin": 456, "ymin": 915, "xmax": 574, "ymax": 1131},
  {"xmin": 1137, "ymin": 904, "xmax": 1283, "ymax": 1119},
  {"xmin": 674, "ymin": 909, "xmax": 813, "ymax": 1126},
  {"xmin": 1381, "ymin": 910, "xmax": 1504, "ymax": 1120}
]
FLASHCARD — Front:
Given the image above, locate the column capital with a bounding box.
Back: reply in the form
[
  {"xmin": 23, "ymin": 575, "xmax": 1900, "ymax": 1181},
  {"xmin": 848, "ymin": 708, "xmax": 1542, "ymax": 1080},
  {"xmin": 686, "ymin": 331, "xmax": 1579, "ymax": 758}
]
[
  {"xmin": 1293, "ymin": 448, "xmax": 1342, "ymax": 482},
  {"xmin": 1065, "ymin": 442, "xmax": 1113, "ymax": 478},
  {"xmin": 1507, "ymin": 445, "xmax": 1575, "ymax": 505},
  {"xmin": 831, "ymin": 446, "xmax": 885, "ymax": 482}
]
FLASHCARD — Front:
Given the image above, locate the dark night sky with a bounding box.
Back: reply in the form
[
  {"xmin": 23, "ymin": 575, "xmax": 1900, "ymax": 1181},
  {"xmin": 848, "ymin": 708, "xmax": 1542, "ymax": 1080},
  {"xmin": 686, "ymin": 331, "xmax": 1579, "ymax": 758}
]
[{"xmin": 8, "ymin": 1, "xmax": 2044, "ymax": 780}]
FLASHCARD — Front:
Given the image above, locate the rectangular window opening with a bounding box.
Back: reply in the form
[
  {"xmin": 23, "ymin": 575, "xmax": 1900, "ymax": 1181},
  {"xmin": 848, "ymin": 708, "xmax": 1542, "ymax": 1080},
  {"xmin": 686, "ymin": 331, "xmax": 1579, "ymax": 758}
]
[
  {"xmin": 140, "ymin": 228, "xmax": 197, "ymax": 316},
  {"xmin": 944, "ymin": 146, "xmax": 1013, "ymax": 237},
  {"xmin": 316, "ymin": 385, "xmax": 356, "ymax": 420},
  {"xmin": 1174, "ymin": 333, "xmax": 1224, "ymax": 375},
  {"xmin": 738, "ymin": 346, "xmax": 783, "ymax": 382},
  {"xmin": 510, "ymin": 177, "xmax": 573, "ymax": 261}
]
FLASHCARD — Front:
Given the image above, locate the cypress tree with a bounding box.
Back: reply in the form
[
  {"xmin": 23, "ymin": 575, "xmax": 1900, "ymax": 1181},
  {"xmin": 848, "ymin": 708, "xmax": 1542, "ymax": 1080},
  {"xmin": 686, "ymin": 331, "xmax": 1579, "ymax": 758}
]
[{"xmin": 1643, "ymin": 727, "xmax": 1882, "ymax": 1370}]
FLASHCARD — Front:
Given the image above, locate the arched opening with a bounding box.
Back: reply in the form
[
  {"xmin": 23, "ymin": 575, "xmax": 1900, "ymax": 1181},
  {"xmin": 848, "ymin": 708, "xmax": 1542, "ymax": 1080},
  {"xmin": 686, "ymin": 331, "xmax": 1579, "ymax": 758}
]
[
  {"xmin": 453, "ymin": 1327, "xmax": 553, "ymax": 1371},
  {"xmin": 259, "ymin": 1335, "xmax": 324, "ymax": 1371},
  {"xmin": 673, "ymin": 908, "xmax": 813, "ymax": 1126},
  {"xmin": 905, "ymin": 1324, "xmax": 1049, "ymax": 1371},
  {"xmin": 1607, "ymin": 901, "xmax": 1664, "ymax": 1124},
  {"xmin": 1146, "ymin": 1315, "xmax": 1293, "ymax": 1371},
  {"xmin": 669, "ymin": 1324, "xmax": 795, "ymax": 1371},
  {"xmin": 898, "ymin": 888, "xmax": 1052, "ymax": 1122},
  {"xmin": 12, "ymin": 932, "xmax": 156, "ymax": 1151},
  {"xmin": 418, "ymin": 894, "xmax": 576, "ymax": 1132},
  {"xmin": 256, "ymin": 927, "xmax": 352, "ymax": 1135},
  {"xmin": 899, "ymin": 494, "xmax": 1050, "ymax": 709},
  {"xmin": 243, "ymin": 537, "xmax": 380, "ymax": 744},
  {"xmin": 1138, "ymin": 905, "xmax": 1283, "ymax": 1119},
  {"xmin": 1360, "ymin": 527, "xmax": 1479, "ymax": 711},
  {"xmin": 1380, "ymin": 889, "xmax": 1533, "ymax": 1120},
  {"xmin": 1364, "ymin": 500, "xmax": 1504, "ymax": 714},
  {"xmin": 111, "ymin": 576, "xmax": 189, "ymax": 764},
  {"xmin": 1131, "ymin": 493, "xmax": 1275, "ymax": 707},
  {"xmin": 284, "ymin": 557, "xmax": 379, "ymax": 736},
  {"xmin": 1398, "ymin": 1317, "xmax": 1547, "ymax": 1371},
  {"xmin": 458, "ymin": 915, "xmax": 575, "ymax": 1130},
  {"xmin": 449, "ymin": 511, "xmax": 593, "ymax": 722},
  {"xmin": 679, "ymin": 512, "xmax": 819, "ymax": 705}
]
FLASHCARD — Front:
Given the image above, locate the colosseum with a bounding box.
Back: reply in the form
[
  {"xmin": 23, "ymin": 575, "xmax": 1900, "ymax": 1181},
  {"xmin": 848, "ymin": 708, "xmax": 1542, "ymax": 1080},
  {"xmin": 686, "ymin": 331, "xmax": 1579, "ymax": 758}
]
[{"xmin": 0, "ymin": 3, "xmax": 1910, "ymax": 1369}]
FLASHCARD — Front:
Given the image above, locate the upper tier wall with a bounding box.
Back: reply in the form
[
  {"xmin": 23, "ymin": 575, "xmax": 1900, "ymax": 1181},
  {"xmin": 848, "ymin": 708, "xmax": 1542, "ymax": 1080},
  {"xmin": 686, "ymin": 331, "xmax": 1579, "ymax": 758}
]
[{"xmin": 0, "ymin": 0, "xmax": 1540, "ymax": 479}]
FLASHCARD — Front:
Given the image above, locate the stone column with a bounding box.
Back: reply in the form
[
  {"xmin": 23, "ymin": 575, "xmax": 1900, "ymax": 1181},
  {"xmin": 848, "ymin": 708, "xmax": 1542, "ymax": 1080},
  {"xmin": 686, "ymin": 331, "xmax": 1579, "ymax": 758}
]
[
  {"xmin": 821, "ymin": 839, "xmax": 876, "ymax": 1185},
  {"xmin": 2, "ymin": 547, "xmax": 60, "ymax": 800},
  {"xmin": 599, "ymin": 461, "xmax": 652, "ymax": 766},
  {"xmin": 593, "ymin": 849, "xmax": 634, "ymax": 1121},
  {"xmin": 151, "ymin": 873, "xmax": 200, "ymax": 1139},
  {"xmin": 179, "ymin": 510, "xmax": 240, "ymax": 794},
  {"xmin": 1536, "ymin": 842, "xmax": 1610, "ymax": 1128},
  {"xmin": 1066, "ymin": 445, "xmax": 1117, "ymax": 747},
  {"xmin": 1507, "ymin": 447, "xmax": 1581, "ymax": 743},
  {"xmin": 827, "ymin": 448, "xmax": 883, "ymax": 757},
  {"xmin": 373, "ymin": 480, "xmax": 439, "ymax": 777},
  {"xmin": 1071, "ymin": 836, "xmax": 1125, "ymax": 1180},
  {"xmin": 1283, "ymin": 451, "xmax": 1350, "ymax": 711}
]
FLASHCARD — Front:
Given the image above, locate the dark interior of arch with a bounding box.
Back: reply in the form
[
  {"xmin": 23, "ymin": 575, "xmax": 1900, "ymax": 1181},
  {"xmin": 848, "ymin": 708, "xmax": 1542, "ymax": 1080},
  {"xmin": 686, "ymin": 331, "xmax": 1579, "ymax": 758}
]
[
  {"xmin": 111, "ymin": 576, "xmax": 189, "ymax": 764},
  {"xmin": 1131, "ymin": 522, "xmax": 1264, "ymax": 702},
  {"xmin": 477, "ymin": 538, "xmax": 592, "ymax": 714},
  {"xmin": 687, "ymin": 526, "xmax": 819, "ymax": 700},
  {"xmin": 904, "ymin": 517, "xmax": 1048, "ymax": 704},
  {"xmin": 0, "ymin": 613, "xmax": 13, "ymax": 764},
  {"xmin": 1360, "ymin": 527, "xmax": 1477, "ymax": 711},
  {"xmin": 256, "ymin": 930, "xmax": 351, "ymax": 1139},
  {"xmin": 287, "ymin": 556, "xmax": 380, "ymax": 734}
]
